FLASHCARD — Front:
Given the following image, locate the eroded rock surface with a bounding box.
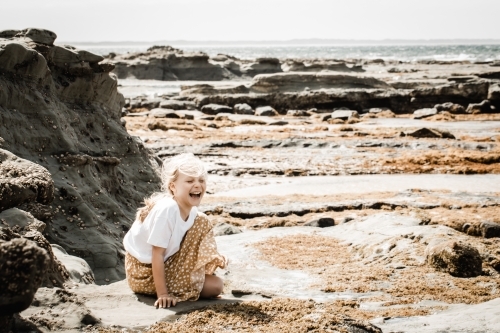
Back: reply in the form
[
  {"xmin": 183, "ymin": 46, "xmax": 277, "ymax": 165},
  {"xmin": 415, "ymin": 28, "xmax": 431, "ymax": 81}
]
[
  {"xmin": 0, "ymin": 149, "xmax": 54, "ymax": 211},
  {"xmin": 0, "ymin": 29, "xmax": 160, "ymax": 283},
  {"xmin": 0, "ymin": 237, "xmax": 49, "ymax": 315}
]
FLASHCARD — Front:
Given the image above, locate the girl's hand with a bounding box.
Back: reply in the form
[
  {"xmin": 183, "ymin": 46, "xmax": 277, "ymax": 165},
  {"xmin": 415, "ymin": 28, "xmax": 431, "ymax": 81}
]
[{"xmin": 154, "ymin": 293, "xmax": 177, "ymax": 308}]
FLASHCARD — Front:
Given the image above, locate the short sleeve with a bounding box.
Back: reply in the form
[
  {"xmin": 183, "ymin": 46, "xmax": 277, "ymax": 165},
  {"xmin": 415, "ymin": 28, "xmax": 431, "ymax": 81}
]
[{"xmin": 144, "ymin": 203, "xmax": 174, "ymax": 249}]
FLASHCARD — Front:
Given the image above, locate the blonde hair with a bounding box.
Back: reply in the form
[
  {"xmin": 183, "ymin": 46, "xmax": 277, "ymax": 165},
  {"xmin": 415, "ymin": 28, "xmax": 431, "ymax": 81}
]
[{"xmin": 136, "ymin": 153, "xmax": 207, "ymax": 222}]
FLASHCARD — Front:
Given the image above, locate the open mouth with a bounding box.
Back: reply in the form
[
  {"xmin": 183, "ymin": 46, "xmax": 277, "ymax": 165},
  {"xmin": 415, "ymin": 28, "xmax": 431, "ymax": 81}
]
[{"xmin": 189, "ymin": 192, "xmax": 201, "ymax": 198}]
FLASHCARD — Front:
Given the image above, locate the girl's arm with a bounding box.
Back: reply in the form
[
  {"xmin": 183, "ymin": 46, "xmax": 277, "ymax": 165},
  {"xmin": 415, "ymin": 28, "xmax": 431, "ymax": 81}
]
[{"xmin": 152, "ymin": 245, "xmax": 177, "ymax": 308}]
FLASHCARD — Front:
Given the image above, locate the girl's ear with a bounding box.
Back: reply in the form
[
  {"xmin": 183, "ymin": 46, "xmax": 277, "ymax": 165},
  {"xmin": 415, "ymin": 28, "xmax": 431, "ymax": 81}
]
[{"xmin": 169, "ymin": 182, "xmax": 175, "ymax": 194}]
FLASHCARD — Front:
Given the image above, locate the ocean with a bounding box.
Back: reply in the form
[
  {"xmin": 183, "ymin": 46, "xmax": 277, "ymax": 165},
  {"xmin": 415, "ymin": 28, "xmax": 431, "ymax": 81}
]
[{"xmin": 74, "ymin": 44, "xmax": 500, "ymax": 62}]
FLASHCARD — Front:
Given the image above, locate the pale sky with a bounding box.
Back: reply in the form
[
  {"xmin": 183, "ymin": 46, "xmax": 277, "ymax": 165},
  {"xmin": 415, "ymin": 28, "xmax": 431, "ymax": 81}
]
[{"xmin": 2, "ymin": 0, "xmax": 500, "ymax": 42}]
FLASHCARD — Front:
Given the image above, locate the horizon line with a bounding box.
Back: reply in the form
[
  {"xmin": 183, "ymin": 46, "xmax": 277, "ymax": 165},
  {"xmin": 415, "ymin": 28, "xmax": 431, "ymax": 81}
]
[{"xmin": 62, "ymin": 38, "xmax": 500, "ymax": 45}]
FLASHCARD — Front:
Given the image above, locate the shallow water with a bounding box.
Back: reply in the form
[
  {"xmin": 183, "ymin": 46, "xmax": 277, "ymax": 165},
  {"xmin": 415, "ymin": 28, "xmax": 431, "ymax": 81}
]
[
  {"xmin": 118, "ymin": 79, "xmax": 250, "ymax": 98},
  {"xmin": 216, "ymin": 226, "xmax": 383, "ymax": 302},
  {"xmin": 77, "ymin": 44, "xmax": 500, "ymax": 62},
  {"xmin": 215, "ymin": 174, "xmax": 500, "ymax": 197}
]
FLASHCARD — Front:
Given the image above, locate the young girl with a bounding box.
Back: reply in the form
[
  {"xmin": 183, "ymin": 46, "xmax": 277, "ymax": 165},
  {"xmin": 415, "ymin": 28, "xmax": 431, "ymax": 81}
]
[{"xmin": 123, "ymin": 153, "xmax": 227, "ymax": 308}]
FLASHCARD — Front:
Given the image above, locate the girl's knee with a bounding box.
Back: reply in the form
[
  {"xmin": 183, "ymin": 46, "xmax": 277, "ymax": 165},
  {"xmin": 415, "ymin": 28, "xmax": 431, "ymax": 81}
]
[
  {"xmin": 212, "ymin": 276, "xmax": 223, "ymax": 295},
  {"xmin": 201, "ymin": 274, "xmax": 223, "ymax": 298}
]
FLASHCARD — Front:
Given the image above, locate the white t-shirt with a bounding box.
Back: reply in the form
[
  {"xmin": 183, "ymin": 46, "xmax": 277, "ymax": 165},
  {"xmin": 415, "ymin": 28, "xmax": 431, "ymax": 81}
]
[{"xmin": 123, "ymin": 196, "xmax": 197, "ymax": 264}]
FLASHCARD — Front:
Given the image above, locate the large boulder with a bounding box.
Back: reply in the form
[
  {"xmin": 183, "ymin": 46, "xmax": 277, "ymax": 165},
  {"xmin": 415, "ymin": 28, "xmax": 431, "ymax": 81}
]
[
  {"xmin": 0, "ymin": 29, "xmax": 21, "ymax": 38},
  {"xmin": 466, "ymin": 100, "xmax": 494, "ymax": 114},
  {"xmin": 241, "ymin": 57, "xmax": 282, "ymax": 77},
  {"xmin": 0, "ymin": 208, "xmax": 71, "ymax": 288},
  {"xmin": 465, "ymin": 221, "xmax": 500, "ymax": 238},
  {"xmin": 20, "ymin": 28, "xmax": 57, "ymax": 45},
  {"xmin": 434, "ymin": 102, "xmax": 465, "ymax": 114},
  {"xmin": 425, "ymin": 240, "xmax": 483, "ymax": 277},
  {"xmin": 201, "ymin": 104, "xmax": 233, "ymax": 115},
  {"xmin": 304, "ymin": 217, "xmax": 335, "ymax": 228},
  {"xmin": 331, "ymin": 110, "xmax": 359, "ymax": 121},
  {"xmin": 255, "ymin": 106, "xmax": 278, "ymax": 116},
  {"xmin": 0, "ymin": 42, "xmax": 49, "ymax": 80},
  {"xmin": 488, "ymin": 83, "xmax": 500, "ymax": 101},
  {"xmin": 413, "ymin": 108, "xmax": 438, "ymax": 119},
  {"xmin": 234, "ymin": 103, "xmax": 254, "ymax": 115},
  {"xmin": 402, "ymin": 128, "xmax": 455, "ymax": 139},
  {"xmin": 479, "ymin": 221, "xmax": 500, "ymax": 238},
  {"xmin": 52, "ymin": 244, "xmax": 95, "ymax": 284},
  {"xmin": 0, "ymin": 237, "xmax": 49, "ymax": 315},
  {"xmin": 150, "ymin": 108, "xmax": 180, "ymax": 119}
]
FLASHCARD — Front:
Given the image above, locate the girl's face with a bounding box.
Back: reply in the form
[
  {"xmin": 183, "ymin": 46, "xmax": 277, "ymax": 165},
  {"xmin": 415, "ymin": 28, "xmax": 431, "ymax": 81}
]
[{"xmin": 170, "ymin": 172, "xmax": 206, "ymax": 209}]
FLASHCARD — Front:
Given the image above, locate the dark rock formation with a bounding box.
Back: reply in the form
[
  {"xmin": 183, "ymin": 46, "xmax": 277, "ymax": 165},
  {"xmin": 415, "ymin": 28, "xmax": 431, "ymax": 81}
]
[
  {"xmin": 0, "ymin": 149, "xmax": 54, "ymax": 211},
  {"xmin": 240, "ymin": 57, "xmax": 282, "ymax": 77},
  {"xmin": 150, "ymin": 108, "xmax": 181, "ymax": 118},
  {"xmin": 466, "ymin": 100, "xmax": 494, "ymax": 114},
  {"xmin": 402, "ymin": 128, "xmax": 455, "ymax": 139},
  {"xmin": 426, "ymin": 240, "xmax": 483, "ymax": 277},
  {"xmin": 304, "ymin": 217, "xmax": 335, "ymax": 227},
  {"xmin": 255, "ymin": 106, "xmax": 278, "ymax": 116},
  {"xmin": 0, "ymin": 237, "xmax": 49, "ymax": 316},
  {"xmin": 184, "ymin": 80, "xmax": 491, "ymax": 114},
  {"xmin": 201, "ymin": 104, "xmax": 233, "ymax": 115},
  {"xmin": 478, "ymin": 221, "xmax": 500, "ymax": 238},
  {"xmin": 434, "ymin": 102, "xmax": 465, "ymax": 114},
  {"xmin": 111, "ymin": 46, "xmax": 235, "ymax": 81},
  {"xmin": 250, "ymin": 72, "xmax": 391, "ymax": 93},
  {"xmin": 234, "ymin": 103, "xmax": 254, "ymax": 115},
  {"xmin": 0, "ymin": 208, "xmax": 71, "ymax": 288},
  {"xmin": 0, "ymin": 29, "xmax": 161, "ymax": 283},
  {"xmin": 465, "ymin": 221, "xmax": 500, "ymax": 238}
]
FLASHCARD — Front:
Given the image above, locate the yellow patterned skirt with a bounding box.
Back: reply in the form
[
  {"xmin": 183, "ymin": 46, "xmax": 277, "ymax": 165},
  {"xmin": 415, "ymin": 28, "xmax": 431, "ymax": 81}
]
[{"xmin": 125, "ymin": 213, "xmax": 225, "ymax": 301}]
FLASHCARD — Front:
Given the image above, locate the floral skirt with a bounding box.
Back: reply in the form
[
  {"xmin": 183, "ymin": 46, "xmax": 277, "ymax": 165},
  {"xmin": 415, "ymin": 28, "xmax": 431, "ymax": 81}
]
[{"xmin": 125, "ymin": 213, "xmax": 225, "ymax": 301}]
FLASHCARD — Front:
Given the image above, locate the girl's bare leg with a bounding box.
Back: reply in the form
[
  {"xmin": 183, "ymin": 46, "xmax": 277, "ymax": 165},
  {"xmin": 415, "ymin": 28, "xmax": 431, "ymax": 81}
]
[{"xmin": 199, "ymin": 274, "xmax": 223, "ymax": 298}]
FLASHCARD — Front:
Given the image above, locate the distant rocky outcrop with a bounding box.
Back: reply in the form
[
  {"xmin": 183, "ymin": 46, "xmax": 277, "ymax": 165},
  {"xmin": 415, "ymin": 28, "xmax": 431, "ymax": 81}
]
[
  {"xmin": 0, "ymin": 28, "xmax": 161, "ymax": 284},
  {"xmin": 180, "ymin": 78, "xmax": 492, "ymax": 114},
  {"xmin": 250, "ymin": 72, "xmax": 391, "ymax": 93},
  {"xmin": 109, "ymin": 46, "xmax": 365, "ymax": 81},
  {"xmin": 111, "ymin": 45, "xmax": 235, "ymax": 81}
]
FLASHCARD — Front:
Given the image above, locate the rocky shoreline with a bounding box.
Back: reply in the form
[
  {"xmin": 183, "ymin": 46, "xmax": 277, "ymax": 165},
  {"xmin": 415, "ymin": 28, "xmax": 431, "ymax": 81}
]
[
  {"xmin": 1, "ymin": 29, "xmax": 500, "ymax": 332},
  {"xmin": 114, "ymin": 45, "xmax": 500, "ymax": 116}
]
